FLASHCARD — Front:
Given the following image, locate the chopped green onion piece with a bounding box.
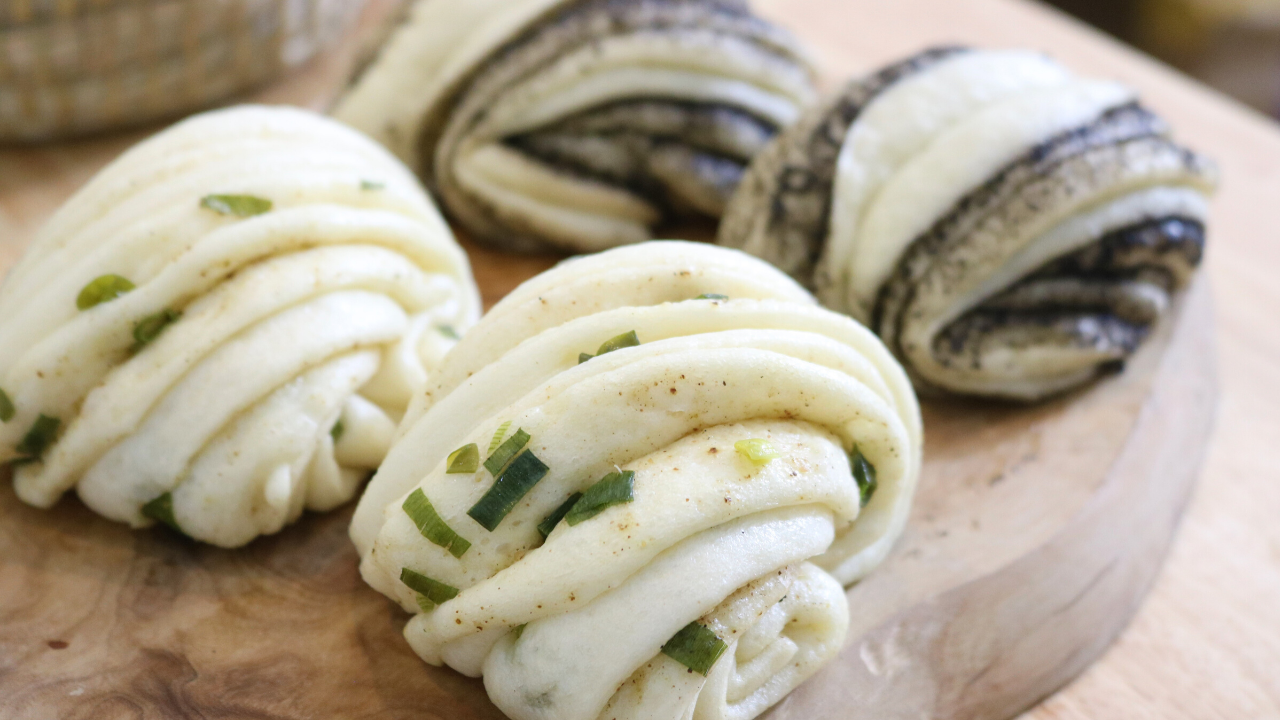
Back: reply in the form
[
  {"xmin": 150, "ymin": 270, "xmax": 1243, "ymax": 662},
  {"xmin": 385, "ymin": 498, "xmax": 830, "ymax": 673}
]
[
  {"xmin": 400, "ymin": 567, "xmax": 460, "ymax": 609},
  {"xmin": 330, "ymin": 419, "xmax": 345, "ymax": 443},
  {"xmin": 76, "ymin": 274, "xmax": 135, "ymax": 310},
  {"xmin": 402, "ymin": 488, "xmax": 471, "ymax": 558},
  {"xmin": 0, "ymin": 388, "xmax": 12, "ymax": 423},
  {"xmin": 200, "ymin": 194, "xmax": 272, "ymax": 217},
  {"xmin": 447, "ymin": 443, "xmax": 479, "ymax": 474},
  {"xmin": 468, "ymin": 450, "xmax": 549, "ymax": 532},
  {"xmin": 661, "ymin": 621, "xmax": 727, "ymax": 675},
  {"xmin": 597, "ymin": 331, "xmax": 640, "ymax": 355},
  {"xmin": 415, "ymin": 594, "xmax": 436, "ymax": 613},
  {"xmin": 15, "ymin": 414, "xmax": 59, "ymax": 459},
  {"xmin": 695, "ymin": 293, "xmax": 728, "ymax": 300},
  {"xmin": 735, "ymin": 439, "xmax": 780, "ymax": 466},
  {"xmin": 579, "ymin": 330, "xmax": 640, "ymax": 363},
  {"xmin": 851, "ymin": 447, "xmax": 877, "ymax": 508},
  {"xmin": 513, "ymin": 623, "xmax": 527, "ymax": 640},
  {"xmin": 141, "ymin": 491, "xmax": 183, "ymax": 534},
  {"xmin": 565, "ymin": 470, "xmax": 635, "ymax": 526},
  {"xmin": 360, "ymin": 179, "xmax": 385, "ymax": 191},
  {"xmin": 484, "ymin": 428, "xmax": 530, "ymax": 476},
  {"xmin": 131, "ymin": 309, "xmax": 180, "ymax": 351},
  {"xmin": 537, "ymin": 492, "xmax": 583, "ymax": 538},
  {"xmin": 488, "ymin": 420, "xmax": 513, "ymax": 455},
  {"xmin": 437, "ymin": 325, "xmax": 461, "ymax": 340}
]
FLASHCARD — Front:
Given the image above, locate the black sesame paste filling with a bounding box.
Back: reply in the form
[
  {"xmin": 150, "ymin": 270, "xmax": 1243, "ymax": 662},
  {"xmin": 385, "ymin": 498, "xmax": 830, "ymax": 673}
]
[
  {"xmin": 873, "ymin": 101, "xmax": 1189, "ymax": 359},
  {"xmin": 509, "ymin": 100, "xmax": 776, "ymax": 216},
  {"xmin": 727, "ymin": 46, "xmax": 968, "ymax": 280},
  {"xmin": 436, "ymin": 0, "xmax": 812, "ymax": 220},
  {"xmin": 933, "ymin": 216, "xmax": 1204, "ymax": 370}
]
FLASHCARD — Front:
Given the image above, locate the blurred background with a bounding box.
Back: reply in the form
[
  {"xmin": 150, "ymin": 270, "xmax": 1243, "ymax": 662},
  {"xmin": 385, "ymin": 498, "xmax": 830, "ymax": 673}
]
[
  {"xmin": 0, "ymin": 0, "xmax": 1276, "ymax": 145},
  {"xmin": 1047, "ymin": 0, "xmax": 1280, "ymax": 117},
  {"xmin": 0, "ymin": 0, "xmax": 368, "ymax": 142}
]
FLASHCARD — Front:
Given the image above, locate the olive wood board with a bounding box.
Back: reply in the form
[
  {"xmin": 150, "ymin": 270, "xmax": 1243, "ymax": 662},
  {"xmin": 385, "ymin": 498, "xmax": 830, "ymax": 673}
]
[{"xmin": 0, "ymin": 0, "xmax": 1232, "ymax": 718}]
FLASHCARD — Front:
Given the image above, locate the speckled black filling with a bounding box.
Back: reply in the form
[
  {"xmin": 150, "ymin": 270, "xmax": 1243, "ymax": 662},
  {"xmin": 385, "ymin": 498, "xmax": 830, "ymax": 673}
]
[
  {"xmin": 875, "ymin": 102, "xmax": 1183, "ymax": 344},
  {"xmin": 509, "ymin": 100, "xmax": 775, "ymax": 216},
  {"xmin": 932, "ymin": 216, "xmax": 1205, "ymax": 371},
  {"xmin": 1028, "ymin": 215, "xmax": 1204, "ymax": 284},
  {"xmin": 427, "ymin": 0, "xmax": 813, "ymax": 237},
  {"xmin": 717, "ymin": 46, "xmax": 967, "ymax": 281}
]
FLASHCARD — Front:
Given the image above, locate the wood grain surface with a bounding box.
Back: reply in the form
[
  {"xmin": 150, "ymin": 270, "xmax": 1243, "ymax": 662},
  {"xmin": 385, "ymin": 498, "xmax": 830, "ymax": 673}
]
[
  {"xmin": 0, "ymin": 0, "xmax": 1276, "ymax": 718},
  {"xmin": 0, "ymin": 287, "xmax": 1212, "ymax": 720}
]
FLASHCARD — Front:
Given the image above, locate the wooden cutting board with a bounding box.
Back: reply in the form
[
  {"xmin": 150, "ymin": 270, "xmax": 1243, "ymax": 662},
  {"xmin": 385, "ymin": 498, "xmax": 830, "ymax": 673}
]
[{"xmin": 2, "ymin": 0, "xmax": 1273, "ymax": 718}]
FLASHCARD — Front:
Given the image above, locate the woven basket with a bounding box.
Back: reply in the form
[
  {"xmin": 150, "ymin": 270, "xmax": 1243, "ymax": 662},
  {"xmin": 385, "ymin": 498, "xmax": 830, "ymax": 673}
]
[{"xmin": 0, "ymin": 0, "xmax": 365, "ymax": 141}]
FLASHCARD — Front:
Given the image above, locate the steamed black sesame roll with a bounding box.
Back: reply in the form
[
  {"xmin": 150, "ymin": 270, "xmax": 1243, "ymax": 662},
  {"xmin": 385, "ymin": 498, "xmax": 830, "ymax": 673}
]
[
  {"xmin": 719, "ymin": 47, "xmax": 1218, "ymax": 400},
  {"xmin": 334, "ymin": 0, "xmax": 816, "ymax": 254},
  {"xmin": 0, "ymin": 105, "xmax": 479, "ymax": 547},
  {"xmin": 351, "ymin": 241, "xmax": 921, "ymax": 720}
]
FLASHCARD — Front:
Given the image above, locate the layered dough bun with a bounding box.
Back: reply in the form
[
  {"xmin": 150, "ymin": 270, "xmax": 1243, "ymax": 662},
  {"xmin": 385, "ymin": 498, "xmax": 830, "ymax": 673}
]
[
  {"xmin": 719, "ymin": 47, "xmax": 1218, "ymax": 400},
  {"xmin": 0, "ymin": 105, "xmax": 479, "ymax": 547},
  {"xmin": 334, "ymin": 0, "xmax": 816, "ymax": 254},
  {"xmin": 352, "ymin": 241, "xmax": 921, "ymax": 720}
]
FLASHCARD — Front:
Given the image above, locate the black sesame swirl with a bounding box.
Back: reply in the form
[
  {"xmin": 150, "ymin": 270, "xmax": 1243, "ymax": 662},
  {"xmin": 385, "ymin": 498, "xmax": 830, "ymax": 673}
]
[
  {"xmin": 720, "ymin": 47, "xmax": 1217, "ymax": 400},
  {"xmin": 336, "ymin": 0, "xmax": 816, "ymax": 253}
]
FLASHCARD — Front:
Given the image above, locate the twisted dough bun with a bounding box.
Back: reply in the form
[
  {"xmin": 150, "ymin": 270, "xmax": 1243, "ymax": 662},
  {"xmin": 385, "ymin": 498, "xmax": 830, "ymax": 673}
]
[
  {"xmin": 0, "ymin": 105, "xmax": 479, "ymax": 547},
  {"xmin": 0, "ymin": 0, "xmax": 364, "ymax": 141},
  {"xmin": 719, "ymin": 47, "xmax": 1218, "ymax": 400},
  {"xmin": 334, "ymin": 0, "xmax": 816, "ymax": 254},
  {"xmin": 353, "ymin": 241, "xmax": 921, "ymax": 720}
]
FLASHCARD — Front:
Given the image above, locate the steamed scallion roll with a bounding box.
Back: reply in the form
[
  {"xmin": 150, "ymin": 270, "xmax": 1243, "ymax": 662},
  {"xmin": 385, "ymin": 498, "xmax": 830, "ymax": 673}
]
[
  {"xmin": 334, "ymin": 0, "xmax": 816, "ymax": 254},
  {"xmin": 0, "ymin": 105, "xmax": 479, "ymax": 547},
  {"xmin": 719, "ymin": 47, "xmax": 1218, "ymax": 400},
  {"xmin": 352, "ymin": 241, "xmax": 921, "ymax": 720}
]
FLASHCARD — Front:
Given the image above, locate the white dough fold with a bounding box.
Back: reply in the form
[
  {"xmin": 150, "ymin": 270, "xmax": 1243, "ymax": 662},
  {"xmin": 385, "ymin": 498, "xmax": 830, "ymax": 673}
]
[
  {"xmin": 335, "ymin": 0, "xmax": 816, "ymax": 253},
  {"xmin": 720, "ymin": 48, "xmax": 1217, "ymax": 400},
  {"xmin": 0, "ymin": 105, "xmax": 479, "ymax": 547},
  {"xmin": 354, "ymin": 241, "xmax": 921, "ymax": 720}
]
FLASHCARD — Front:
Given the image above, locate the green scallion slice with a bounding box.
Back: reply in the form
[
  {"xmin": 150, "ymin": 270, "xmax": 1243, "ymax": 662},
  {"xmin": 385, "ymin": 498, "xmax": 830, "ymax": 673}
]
[
  {"xmin": 437, "ymin": 325, "xmax": 461, "ymax": 340},
  {"xmin": 402, "ymin": 488, "xmax": 471, "ymax": 558},
  {"xmin": 484, "ymin": 428, "xmax": 530, "ymax": 476},
  {"xmin": 488, "ymin": 420, "xmax": 512, "ymax": 455},
  {"xmin": 15, "ymin": 414, "xmax": 59, "ymax": 459},
  {"xmin": 565, "ymin": 470, "xmax": 635, "ymax": 526},
  {"xmin": 330, "ymin": 419, "xmax": 345, "ymax": 442},
  {"xmin": 735, "ymin": 438, "xmax": 780, "ymax": 466},
  {"xmin": 851, "ymin": 447, "xmax": 877, "ymax": 508},
  {"xmin": 447, "ymin": 443, "xmax": 479, "ymax": 474},
  {"xmin": 400, "ymin": 567, "xmax": 460, "ymax": 610},
  {"xmin": 76, "ymin": 274, "xmax": 135, "ymax": 310},
  {"xmin": 200, "ymin": 193, "xmax": 272, "ymax": 217},
  {"xmin": 141, "ymin": 491, "xmax": 183, "ymax": 534},
  {"xmin": 580, "ymin": 330, "xmax": 641, "ymax": 363},
  {"xmin": 537, "ymin": 492, "xmax": 583, "ymax": 538},
  {"xmin": 360, "ymin": 179, "xmax": 385, "ymax": 191},
  {"xmin": 695, "ymin": 293, "xmax": 728, "ymax": 300},
  {"xmin": 468, "ymin": 450, "xmax": 549, "ymax": 532},
  {"xmin": 661, "ymin": 621, "xmax": 727, "ymax": 675},
  {"xmin": 597, "ymin": 330, "xmax": 640, "ymax": 355},
  {"xmin": 131, "ymin": 309, "xmax": 180, "ymax": 351},
  {"xmin": 0, "ymin": 388, "xmax": 13, "ymax": 423}
]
